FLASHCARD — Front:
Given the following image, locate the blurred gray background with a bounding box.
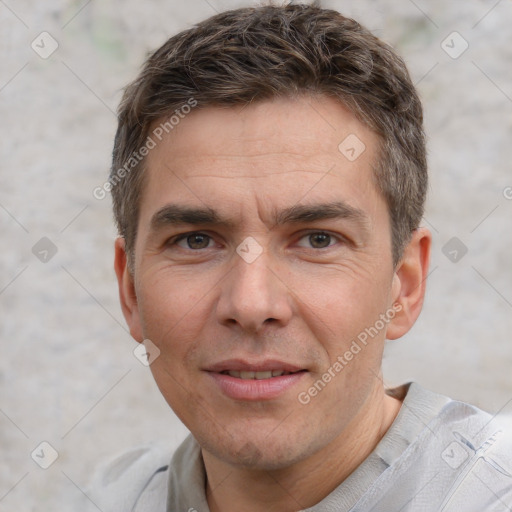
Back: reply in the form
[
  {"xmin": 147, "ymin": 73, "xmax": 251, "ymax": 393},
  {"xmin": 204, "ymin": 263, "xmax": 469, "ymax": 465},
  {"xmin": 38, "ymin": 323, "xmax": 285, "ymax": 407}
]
[{"xmin": 1, "ymin": 0, "xmax": 511, "ymax": 509}]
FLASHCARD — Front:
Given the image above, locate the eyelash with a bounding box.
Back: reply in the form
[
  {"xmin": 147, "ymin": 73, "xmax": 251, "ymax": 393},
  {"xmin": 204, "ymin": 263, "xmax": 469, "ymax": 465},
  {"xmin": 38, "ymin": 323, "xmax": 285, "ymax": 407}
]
[{"xmin": 168, "ymin": 231, "xmax": 346, "ymax": 251}]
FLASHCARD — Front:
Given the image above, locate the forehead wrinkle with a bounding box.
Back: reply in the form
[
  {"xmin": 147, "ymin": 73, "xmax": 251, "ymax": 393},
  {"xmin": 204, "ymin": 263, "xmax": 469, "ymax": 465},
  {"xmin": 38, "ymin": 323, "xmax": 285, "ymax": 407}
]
[
  {"xmin": 183, "ymin": 169, "xmax": 327, "ymax": 180},
  {"xmin": 166, "ymin": 145, "xmax": 335, "ymax": 176}
]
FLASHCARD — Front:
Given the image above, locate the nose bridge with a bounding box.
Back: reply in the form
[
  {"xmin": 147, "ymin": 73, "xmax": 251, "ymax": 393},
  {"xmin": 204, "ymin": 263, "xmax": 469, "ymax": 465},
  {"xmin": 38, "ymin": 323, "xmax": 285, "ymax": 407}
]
[
  {"xmin": 217, "ymin": 247, "xmax": 291, "ymax": 331},
  {"xmin": 236, "ymin": 253, "xmax": 273, "ymax": 301}
]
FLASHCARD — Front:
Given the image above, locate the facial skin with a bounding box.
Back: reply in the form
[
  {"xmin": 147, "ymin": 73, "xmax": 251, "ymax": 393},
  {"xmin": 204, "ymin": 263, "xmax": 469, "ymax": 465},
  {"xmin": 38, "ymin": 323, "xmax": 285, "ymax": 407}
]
[{"xmin": 115, "ymin": 95, "xmax": 431, "ymax": 512}]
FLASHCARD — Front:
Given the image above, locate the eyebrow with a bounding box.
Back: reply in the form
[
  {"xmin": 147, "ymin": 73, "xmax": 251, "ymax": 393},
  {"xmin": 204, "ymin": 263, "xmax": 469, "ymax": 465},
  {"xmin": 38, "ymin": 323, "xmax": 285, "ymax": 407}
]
[
  {"xmin": 274, "ymin": 202, "xmax": 368, "ymax": 227},
  {"xmin": 150, "ymin": 205, "xmax": 235, "ymax": 232},
  {"xmin": 149, "ymin": 201, "xmax": 369, "ymax": 233}
]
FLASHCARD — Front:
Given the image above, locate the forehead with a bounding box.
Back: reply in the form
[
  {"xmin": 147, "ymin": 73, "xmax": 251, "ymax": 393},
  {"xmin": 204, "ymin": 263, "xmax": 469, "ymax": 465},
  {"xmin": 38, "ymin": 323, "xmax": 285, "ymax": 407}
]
[
  {"xmin": 139, "ymin": 95, "xmax": 383, "ymax": 226},
  {"xmin": 148, "ymin": 96, "xmax": 377, "ymax": 164}
]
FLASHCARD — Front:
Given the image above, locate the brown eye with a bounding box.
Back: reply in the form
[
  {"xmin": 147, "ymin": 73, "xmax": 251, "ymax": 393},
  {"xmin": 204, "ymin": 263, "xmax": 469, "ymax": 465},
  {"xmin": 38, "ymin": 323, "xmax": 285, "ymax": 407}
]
[
  {"xmin": 187, "ymin": 234, "xmax": 210, "ymax": 249},
  {"xmin": 174, "ymin": 233, "xmax": 212, "ymax": 250},
  {"xmin": 308, "ymin": 232, "xmax": 332, "ymax": 248}
]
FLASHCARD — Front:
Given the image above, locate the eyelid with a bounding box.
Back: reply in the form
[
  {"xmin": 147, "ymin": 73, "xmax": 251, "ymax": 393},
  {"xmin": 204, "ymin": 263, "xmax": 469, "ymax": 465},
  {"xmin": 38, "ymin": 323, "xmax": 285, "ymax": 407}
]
[
  {"xmin": 294, "ymin": 230, "xmax": 348, "ymax": 249},
  {"xmin": 165, "ymin": 229, "xmax": 350, "ymax": 251},
  {"xmin": 167, "ymin": 230, "xmax": 218, "ymax": 249}
]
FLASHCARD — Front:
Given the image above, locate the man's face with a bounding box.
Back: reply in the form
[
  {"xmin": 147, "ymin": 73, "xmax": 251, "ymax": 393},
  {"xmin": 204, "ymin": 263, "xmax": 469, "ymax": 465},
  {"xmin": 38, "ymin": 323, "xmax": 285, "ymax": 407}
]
[{"xmin": 124, "ymin": 96, "xmax": 403, "ymax": 469}]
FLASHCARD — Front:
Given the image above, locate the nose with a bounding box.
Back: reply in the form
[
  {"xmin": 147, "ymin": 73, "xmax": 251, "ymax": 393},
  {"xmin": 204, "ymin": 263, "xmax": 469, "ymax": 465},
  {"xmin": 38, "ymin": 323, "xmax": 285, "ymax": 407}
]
[{"xmin": 216, "ymin": 248, "xmax": 293, "ymax": 333}]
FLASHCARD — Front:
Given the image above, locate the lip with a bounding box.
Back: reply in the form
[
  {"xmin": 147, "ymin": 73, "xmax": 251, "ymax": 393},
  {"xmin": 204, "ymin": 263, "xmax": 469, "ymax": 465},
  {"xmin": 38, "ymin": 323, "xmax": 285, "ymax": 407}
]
[
  {"xmin": 204, "ymin": 359, "xmax": 307, "ymax": 401},
  {"xmin": 204, "ymin": 359, "xmax": 305, "ymax": 373}
]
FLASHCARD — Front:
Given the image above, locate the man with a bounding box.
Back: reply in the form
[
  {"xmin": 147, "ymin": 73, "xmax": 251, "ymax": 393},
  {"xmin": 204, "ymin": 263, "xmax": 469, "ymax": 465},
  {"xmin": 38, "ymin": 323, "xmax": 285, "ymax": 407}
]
[{"xmin": 90, "ymin": 3, "xmax": 512, "ymax": 511}]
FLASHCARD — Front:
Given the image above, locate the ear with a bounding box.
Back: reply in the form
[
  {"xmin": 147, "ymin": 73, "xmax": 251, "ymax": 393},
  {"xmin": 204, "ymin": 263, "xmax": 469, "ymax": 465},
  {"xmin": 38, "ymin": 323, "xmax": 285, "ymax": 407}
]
[
  {"xmin": 386, "ymin": 227, "xmax": 431, "ymax": 340},
  {"xmin": 114, "ymin": 237, "xmax": 143, "ymax": 343}
]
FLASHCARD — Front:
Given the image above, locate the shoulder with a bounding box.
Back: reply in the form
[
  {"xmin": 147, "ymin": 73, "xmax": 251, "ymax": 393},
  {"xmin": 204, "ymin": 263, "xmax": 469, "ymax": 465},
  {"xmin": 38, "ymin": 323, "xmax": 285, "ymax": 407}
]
[
  {"xmin": 436, "ymin": 402, "xmax": 512, "ymax": 510},
  {"xmin": 86, "ymin": 441, "xmax": 174, "ymax": 512},
  {"xmin": 363, "ymin": 383, "xmax": 512, "ymax": 511},
  {"xmin": 410, "ymin": 386, "xmax": 512, "ymax": 509},
  {"xmin": 411, "ymin": 383, "xmax": 512, "ymax": 482}
]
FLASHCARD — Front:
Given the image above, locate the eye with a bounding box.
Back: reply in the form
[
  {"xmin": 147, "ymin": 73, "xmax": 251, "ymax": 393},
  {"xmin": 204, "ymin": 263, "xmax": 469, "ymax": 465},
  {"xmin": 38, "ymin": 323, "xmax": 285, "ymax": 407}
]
[
  {"xmin": 172, "ymin": 232, "xmax": 214, "ymax": 250},
  {"xmin": 296, "ymin": 231, "xmax": 339, "ymax": 249}
]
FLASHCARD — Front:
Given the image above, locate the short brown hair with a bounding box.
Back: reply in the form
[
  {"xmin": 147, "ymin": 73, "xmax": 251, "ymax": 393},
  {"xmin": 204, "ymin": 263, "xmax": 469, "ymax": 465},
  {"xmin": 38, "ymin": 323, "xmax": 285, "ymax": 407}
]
[{"xmin": 110, "ymin": 3, "xmax": 427, "ymax": 269}]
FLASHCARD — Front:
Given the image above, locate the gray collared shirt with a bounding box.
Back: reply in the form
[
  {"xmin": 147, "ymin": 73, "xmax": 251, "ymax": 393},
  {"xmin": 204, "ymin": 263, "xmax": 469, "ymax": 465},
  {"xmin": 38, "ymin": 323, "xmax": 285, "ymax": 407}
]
[{"xmin": 88, "ymin": 382, "xmax": 512, "ymax": 511}]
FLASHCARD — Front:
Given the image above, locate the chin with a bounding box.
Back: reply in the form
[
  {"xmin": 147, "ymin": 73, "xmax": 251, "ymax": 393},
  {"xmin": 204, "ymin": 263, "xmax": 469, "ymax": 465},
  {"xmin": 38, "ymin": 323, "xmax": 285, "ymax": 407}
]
[{"xmin": 198, "ymin": 425, "xmax": 317, "ymax": 471}]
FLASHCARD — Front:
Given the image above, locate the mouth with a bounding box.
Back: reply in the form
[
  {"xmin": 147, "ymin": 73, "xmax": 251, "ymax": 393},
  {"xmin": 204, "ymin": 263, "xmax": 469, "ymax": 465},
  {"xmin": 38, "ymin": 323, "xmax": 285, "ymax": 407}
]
[
  {"xmin": 205, "ymin": 359, "xmax": 308, "ymax": 401},
  {"xmin": 219, "ymin": 369, "xmax": 306, "ymax": 380}
]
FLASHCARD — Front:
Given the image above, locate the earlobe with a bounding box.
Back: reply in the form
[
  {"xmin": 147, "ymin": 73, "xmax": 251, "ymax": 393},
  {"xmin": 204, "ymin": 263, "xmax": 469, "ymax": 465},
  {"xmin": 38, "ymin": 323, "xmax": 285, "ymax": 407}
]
[
  {"xmin": 386, "ymin": 227, "xmax": 431, "ymax": 340},
  {"xmin": 114, "ymin": 237, "xmax": 144, "ymax": 342}
]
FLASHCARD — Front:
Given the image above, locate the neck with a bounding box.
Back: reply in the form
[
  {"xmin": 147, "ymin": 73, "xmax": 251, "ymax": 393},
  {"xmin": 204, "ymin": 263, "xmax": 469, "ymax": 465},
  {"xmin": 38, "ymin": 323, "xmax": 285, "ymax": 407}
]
[{"xmin": 203, "ymin": 385, "xmax": 403, "ymax": 512}]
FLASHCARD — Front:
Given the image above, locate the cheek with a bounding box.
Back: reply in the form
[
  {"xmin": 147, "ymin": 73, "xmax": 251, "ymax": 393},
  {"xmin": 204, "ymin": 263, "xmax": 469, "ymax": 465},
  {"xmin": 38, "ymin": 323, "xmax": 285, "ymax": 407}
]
[
  {"xmin": 289, "ymin": 263, "xmax": 389, "ymax": 346},
  {"xmin": 136, "ymin": 270, "xmax": 211, "ymax": 355},
  {"xmin": 136, "ymin": 274, "xmax": 212, "ymax": 418}
]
